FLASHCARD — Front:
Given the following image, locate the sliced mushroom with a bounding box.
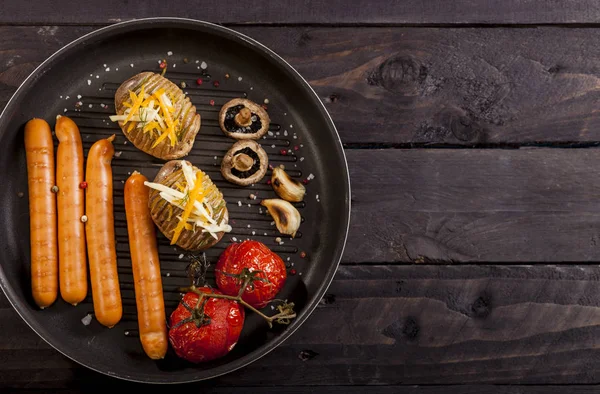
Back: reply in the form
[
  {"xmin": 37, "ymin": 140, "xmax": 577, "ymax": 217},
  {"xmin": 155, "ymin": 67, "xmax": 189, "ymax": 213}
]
[
  {"xmin": 261, "ymin": 198, "xmax": 301, "ymax": 238},
  {"xmin": 221, "ymin": 140, "xmax": 269, "ymax": 186},
  {"xmin": 219, "ymin": 98, "xmax": 270, "ymax": 140},
  {"xmin": 271, "ymin": 167, "xmax": 305, "ymax": 202}
]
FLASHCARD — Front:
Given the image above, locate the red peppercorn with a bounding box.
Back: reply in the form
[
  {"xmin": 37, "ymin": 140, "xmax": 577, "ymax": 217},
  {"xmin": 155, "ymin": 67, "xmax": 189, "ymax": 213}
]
[
  {"xmin": 209, "ymin": 99, "xmax": 215, "ymax": 106},
  {"xmin": 289, "ymin": 268, "xmax": 297, "ymax": 275},
  {"xmin": 261, "ymin": 104, "xmax": 268, "ymax": 110},
  {"xmin": 300, "ymin": 251, "xmax": 306, "ymax": 258},
  {"xmin": 159, "ymin": 61, "xmax": 167, "ymax": 69},
  {"xmin": 213, "ymin": 80, "xmax": 220, "ymax": 87},
  {"xmin": 225, "ymin": 73, "xmax": 230, "ymax": 79},
  {"xmin": 266, "ymin": 180, "xmax": 272, "ymax": 185},
  {"xmin": 302, "ymin": 179, "xmax": 309, "ymax": 185},
  {"xmin": 280, "ymin": 149, "xmax": 287, "ymax": 155},
  {"xmin": 196, "ymin": 78, "xmax": 203, "ymax": 85},
  {"xmin": 79, "ymin": 181, "xmax": 88, "ymax": 189},
  {"xmin": 294, "ymin": 145, "xmax": 300, "ymax": 151}
]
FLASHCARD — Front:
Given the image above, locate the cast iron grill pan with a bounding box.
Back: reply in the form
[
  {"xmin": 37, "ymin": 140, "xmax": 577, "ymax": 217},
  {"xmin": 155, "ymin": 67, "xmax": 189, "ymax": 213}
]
[{"xmin": 0, "ymin": 19, "xmax": 350, "ymax": 383}]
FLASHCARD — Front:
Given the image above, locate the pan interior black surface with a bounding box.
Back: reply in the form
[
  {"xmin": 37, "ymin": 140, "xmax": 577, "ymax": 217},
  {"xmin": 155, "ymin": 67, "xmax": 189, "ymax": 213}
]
[{"xmin": 0, "ymin": 19, "xmax": 350, "ymax": 383}]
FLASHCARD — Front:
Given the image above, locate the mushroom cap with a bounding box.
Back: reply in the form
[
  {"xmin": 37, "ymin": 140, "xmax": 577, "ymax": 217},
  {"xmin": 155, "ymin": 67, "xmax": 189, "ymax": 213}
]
[
  {"xmin": 218, "ymin": 98, "xmax": 270, "ymax": 140},
  {"xmin": 221, "ymin": 140, "xmax": 269, "ymax": 186}
]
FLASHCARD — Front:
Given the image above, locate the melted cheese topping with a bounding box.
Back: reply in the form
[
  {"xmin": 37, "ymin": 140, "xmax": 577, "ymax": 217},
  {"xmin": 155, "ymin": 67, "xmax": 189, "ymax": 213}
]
[
  {"xmin": 144, "ymin": 161, "xmax": 232, "ymax": 242},
  {"xmin": 109, "ymin": 86, "xmax": 180, "ymax": 147}
]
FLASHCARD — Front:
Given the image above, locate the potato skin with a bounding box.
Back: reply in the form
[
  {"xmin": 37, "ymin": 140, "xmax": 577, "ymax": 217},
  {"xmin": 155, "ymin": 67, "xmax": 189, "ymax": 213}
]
[
  {"xmin": 148, "ymin": 160, "xmax": 229, "ymax": 251},
  {"xmin": 114, "ymin": 72, "xmax": 201, "ymax": 160}
]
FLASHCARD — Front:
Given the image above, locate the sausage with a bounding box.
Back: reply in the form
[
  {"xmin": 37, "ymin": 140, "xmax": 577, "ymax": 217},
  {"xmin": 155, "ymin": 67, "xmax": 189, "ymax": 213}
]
[
  {"xmin": 85, "ymin": 134, "xmax": 122, "ymax": 327},
  {"xmin": 55, "ymin": 115, "xmax": 87, "ymax": 305},
  {"xmin": 24, "ymin": 118, "xmax": 58, "ymax": 308},
  {"xmin": 124, "ymin": 172, "xmax": 168, "ymax": 359}
]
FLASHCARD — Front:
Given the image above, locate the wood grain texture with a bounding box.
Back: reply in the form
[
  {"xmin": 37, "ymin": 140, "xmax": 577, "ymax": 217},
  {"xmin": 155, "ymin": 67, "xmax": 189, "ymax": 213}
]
[
  {"xmin": 4, "ymin": 265, "xmax": 600, "ymax": 387},
  {"xmin": 345, "ymin": 148, "xmax": 600, "ymax": 263},
  {"xmin": 1, "ymin": 0, "xmax": 600, "ymax": 25},
  {"xmin": 7, "ymin": 388, "xmax": 600, "ymax": 394},
  {"xmin": 3, "ymin": 26, "xmax": 600, "ymax": 145}
]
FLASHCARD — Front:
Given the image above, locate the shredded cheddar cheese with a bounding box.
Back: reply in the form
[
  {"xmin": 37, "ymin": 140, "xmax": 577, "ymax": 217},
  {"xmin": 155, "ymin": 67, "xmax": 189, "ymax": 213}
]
[
  {"xmin": 144, "ymin": 161, "xmax": 232, "ymax": 242},
  {"xmin": 109, "ymin": 84, "xmax": 180, "ymax": 148}
]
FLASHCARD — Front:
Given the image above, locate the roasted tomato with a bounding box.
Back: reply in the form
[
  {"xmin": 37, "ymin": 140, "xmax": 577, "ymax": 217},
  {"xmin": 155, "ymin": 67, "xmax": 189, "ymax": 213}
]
[
  {"xmin": 215, "ymin": 240, "xmax": 287, "ymax": 309},
  {"xmin": 168, "ymin": 288, "xmax": 245, "ymax": 363}
]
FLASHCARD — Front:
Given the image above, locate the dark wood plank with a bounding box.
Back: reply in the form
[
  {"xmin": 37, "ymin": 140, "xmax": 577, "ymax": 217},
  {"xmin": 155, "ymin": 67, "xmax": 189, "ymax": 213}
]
[
  {"xmin": 6, "ymin": 388, "xmax": 600, "ymax": 394},
  {"xmin": 5, "ymin": 26, "xmax": 600, "ymax": 145},
  {"xmin": 345, "ymin": 148, "xmax": 600, "ymax": 263},
  {"xmin": 5, "ymin": 265, "xmax": 600, "ymax": 387},
  {"xmin": 1, "ymin": 0, "xmax": 600, "ymax": 25}
]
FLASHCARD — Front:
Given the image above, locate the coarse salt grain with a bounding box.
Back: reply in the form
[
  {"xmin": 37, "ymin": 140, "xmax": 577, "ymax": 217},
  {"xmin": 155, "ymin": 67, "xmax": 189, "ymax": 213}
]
[
  {"xmin": 63, "ymin": 108, "xmax": 67, "ymax": 113},
  {"xmin": 268, "ymin": 131, "xmax": 274, "ymax": 136},
  {"xmin": 300, "ymin": 157, "xmax": 305, "ymax": 161},
  {"xmin": 130, "ymin": 63, "xmax": 134, "ymax": 67},
  {"xmin": 172, "ymin": 64, "xmax": 176, "ymax": 68},
  {"xmin": 284, "ymin": 130, "xmax": 288, "ymax": 136},
  {"xmin": 88, "ymin": 104, "xmax": 93, "ymax": 108},
  {"xmin": 307, "ymin": 173, "xmax": 315, "ymax": 180},
  {"xmin": 238, "ymin": 76, "xmax": 242, "ymax": 81},
  {"xmin": 195, "ymin": 60, "xmax": 199, "ymax": 64},
  {"xmin": 252, "ymin": 231, "xmax": 256, "ymax": 235},
  {"xmin": 247, "ymin": 224, "xmax": 251, "ymax": 228},
  {"xmin": 167, "ymin": 51, "xmax": 173, "ymax": 56},
  {"xmin": 114, "ymin": 151, "xmax": 122, "ymax": 157},
  {"xmin": 179, "ymin": 254, "xmax": 184, "ymax": 259},
  {"xmin": 271, "ymin": 144, "xmax": 275, "ymax": 148},
  {"xmin": 232, "ymin": 237, "xmax": 238, "ymax": 242},
  {"xmin": 96, "ymin": 75, "xmax": 99, "ymax": 78},
  {"xmin": 77, "ymin": 95, "xmax": 82, "ymax": 99},
  {"xmin": 238, "ymin": 201, "xmax": 242, "ymax": 206},
  {"xmin": 81, "ymin": 314, "xmax": 92, "ymax": 326},
  {"xmin": 59, "ymin": 95, "xmax": 63, "ymax": 99},
  {"xmin": 276, "ymin": 131, "xmax": 280, "ymax": 136},
  {"xmin": 87, "ymin": 80, "xmax": 91, "ymax": 85},
  {"xmin": 166, "ymin": 273, "xmax": 171, "ymax": 277},
  {"xmin": 200, "ymin": 61, "xmax": 207, "ymax": 69},
  {"xmin": 103, "ymin": 64, "xmax": 107, "ymax": 67},
  {"xmin": 105, "ymin": 67, "xmax": 110, "ymax": 72}
]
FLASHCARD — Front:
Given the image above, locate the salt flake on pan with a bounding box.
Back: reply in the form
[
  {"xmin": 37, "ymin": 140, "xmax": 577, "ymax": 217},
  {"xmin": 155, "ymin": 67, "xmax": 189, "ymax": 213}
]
[{"xmin": 81, "ymin": 314, "xmax": 92, "ymax": 326}]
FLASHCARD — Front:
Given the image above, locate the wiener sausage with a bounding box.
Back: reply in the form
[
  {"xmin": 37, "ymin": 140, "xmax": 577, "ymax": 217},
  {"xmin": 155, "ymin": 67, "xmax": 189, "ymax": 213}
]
[
  {"xmin": 24, "ymin": 118, "xmax": 58, "ymax": 309},
  {"xmin": 55, "ymin": 115, "xmax": 87, "ymax": 305},
  {"xmin": 85, "ymin": 134, "xmax": 122, "ymax": 327},
  {"xmin": 124, "ymin": 172, "xmax": 168, "ymax": 359}
]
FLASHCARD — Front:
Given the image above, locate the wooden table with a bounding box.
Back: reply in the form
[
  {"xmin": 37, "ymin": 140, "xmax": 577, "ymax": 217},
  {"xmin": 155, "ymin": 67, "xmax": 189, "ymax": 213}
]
[{"xmin": 3, "ymin": 1, "xmax": 600, "ymax": 392}]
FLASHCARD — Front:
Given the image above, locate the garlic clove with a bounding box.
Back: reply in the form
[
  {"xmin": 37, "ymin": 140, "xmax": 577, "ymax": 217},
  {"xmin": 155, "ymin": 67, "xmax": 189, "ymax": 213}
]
[
  {"xmin": 261, "ymin": 198, "xmax": 301, "ymax": 238},
  {"xmin": 271, "ymin": 167, "xmax": 306, "ymax": 202}
]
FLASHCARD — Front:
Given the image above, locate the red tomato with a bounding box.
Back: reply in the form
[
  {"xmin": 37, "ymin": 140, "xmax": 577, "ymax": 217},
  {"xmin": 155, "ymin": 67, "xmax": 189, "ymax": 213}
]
[
  {"xmin": 168, "ymin": 287, "xmax": 245, "ymax": 363},
  {"xmin": 215, "ymin": 240, "xmax": 287, "ymax": 309}
]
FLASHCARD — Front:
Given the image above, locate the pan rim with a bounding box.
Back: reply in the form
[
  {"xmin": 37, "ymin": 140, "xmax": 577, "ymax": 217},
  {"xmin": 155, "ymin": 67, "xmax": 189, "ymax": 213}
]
[{"xmin": 0, "ymin": 17, "xmax": 351, "ymax": 384}]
